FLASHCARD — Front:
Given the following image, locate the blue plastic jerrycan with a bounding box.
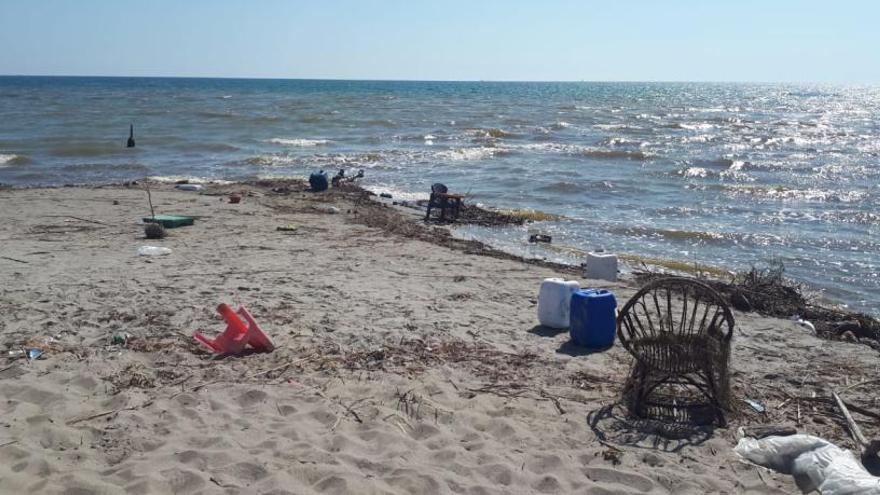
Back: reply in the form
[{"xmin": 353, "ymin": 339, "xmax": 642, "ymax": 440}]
[{"xmin": 570, "ymin": 289, "xmax": 618, "ymax": 348}]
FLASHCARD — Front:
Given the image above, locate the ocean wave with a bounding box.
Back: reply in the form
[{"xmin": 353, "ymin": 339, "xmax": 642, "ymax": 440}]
[
  {"xmin": 579, "ymin": 148, "xmax": 651, "ymax": 161},
  {"xmin": 435, "ymin": 147, "xmax": 505, "ymax": 161},
  {"xmin": 672, "ymin": 123, "xmax": 715, "ymax": 131},
  {"xmin": 465, "ymin": 127, "xmax": 516, "ymax": 140},
  {"xmin": 62, "ymin": 163, "xmax": 149, "ymax": 173},
  {"xmin": 148, "ymin": 176, "xmax": 235, "ymax": 185},
  {"xmin": 610, "ymin": 225, "xmax": 728, "ymax": 244},
  {"xmin": 267, "ymin": 138, "xmax": 331, "ymax": 147},
  {"xmin": 536, "ymin": 180, "xmax": 614, "ymax": 193},
  {"xmin": 681, "ymin": 134, "xmax": 717, "ymax": 144},
  {"xmin": 724, "ymin": 185, "xmax": 868, "ymax": 202},
  {"xmin": 680, "ymin": 167, "xmax": 709, "ymax": 178},
  {"xmin": 603, "ymin": 137, "xmax": 650, "ymax": 148},
  {"xmin": 365, "ymin": 185, "xmax": 429, "ymax": 201},
  {"xmin": 48, "ymin": 144, "xmax": 132, "ymax": 158},
  {"xmin": 551, "ymin": 121, "xmax": 572, "ymax": 130},
  {"xmin": 0, "ymin": 154, "xmax": 30, "ymax": 167},
  {"xmin": 500, "ymin": 142, "xmax": 652, "ymax": 160},
  {"xmin": 244, "ymin": 151, "xmax": 391, "ymax": 169},
  {"xmin": 611, "ymin": 225, "xmax": 783, "ymax": 247}
]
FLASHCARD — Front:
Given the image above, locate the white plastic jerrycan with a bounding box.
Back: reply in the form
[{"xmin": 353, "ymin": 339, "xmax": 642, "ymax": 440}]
[{"xmin": 537, "ymin": 278, "xmax": 581, "ymax": 329}]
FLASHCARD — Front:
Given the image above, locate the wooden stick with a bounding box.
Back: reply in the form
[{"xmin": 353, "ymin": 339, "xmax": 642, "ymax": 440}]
[
  {"xmin": 66, "ymin": 399, "xmax": 154, "ymax": 425},
  {"xmin": 145, "ymin": 183, "xmax": 156, "ymax": 219},
  {"xmin": 840, "ymin": 378, "xmax": 880, "ymax": 395},
  {"xmin": 65, "ymin": 216, "xmax": 110, "ymax": 226},
  {"xmin": 0, "ymin": 440, "xmax": 19, "ymax": 448},
  {"xmin": 833, "ymin": 391, "xmax": 868, "ymax": 449},
  {"xmin": 0, "ymin": 256, "xmax": 28, "ymax": 264}
]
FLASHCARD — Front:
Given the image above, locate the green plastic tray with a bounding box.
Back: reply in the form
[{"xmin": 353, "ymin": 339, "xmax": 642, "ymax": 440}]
[{"xmin": 143, "ymin": 215, "xmax": 194, "ymax": 228}]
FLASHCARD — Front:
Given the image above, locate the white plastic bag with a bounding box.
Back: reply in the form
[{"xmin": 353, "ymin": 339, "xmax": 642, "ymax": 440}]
[
  {"xmin": 735, "ymin": 434, "xmax": 880, "ymax": 494},
  {"xmin": 137, "ymin": 246, "xmax": 172, "ymax": 256}
]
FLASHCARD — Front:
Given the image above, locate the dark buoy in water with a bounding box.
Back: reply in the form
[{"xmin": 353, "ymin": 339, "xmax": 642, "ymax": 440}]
[{"xmin": 127, "ymin": 124, "xmax": 135, "ymax": 148}]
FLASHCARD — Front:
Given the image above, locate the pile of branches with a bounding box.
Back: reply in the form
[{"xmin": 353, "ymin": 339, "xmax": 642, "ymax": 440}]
[
  {"xmin": 634, "ymin": 261, "xmax": 880, "ymax": 349},
  {"xmin": 455, "ymin": 204, "xmax": 525, "ymax": 227}
]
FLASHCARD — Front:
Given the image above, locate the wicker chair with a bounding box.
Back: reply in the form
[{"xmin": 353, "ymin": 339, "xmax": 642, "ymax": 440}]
[{"xmin": 617, "ymin": 277, "xmax": 734, "ymax": 425}]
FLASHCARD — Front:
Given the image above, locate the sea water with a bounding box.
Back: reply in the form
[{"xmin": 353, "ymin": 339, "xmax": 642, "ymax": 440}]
[{"xmin": 0, "ymin": 77, "xmax": 877, "ymax": 313}]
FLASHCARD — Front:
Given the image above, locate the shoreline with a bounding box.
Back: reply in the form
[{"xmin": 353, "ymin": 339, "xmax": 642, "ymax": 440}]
[{"xmin": 7, "ymin": 175, "xmax": 875, "ymax": 322}]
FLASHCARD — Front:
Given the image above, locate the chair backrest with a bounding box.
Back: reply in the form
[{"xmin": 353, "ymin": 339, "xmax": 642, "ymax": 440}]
[{"xmin": 617, "ymin": 277, "xmax": 734, "ymax": 353}]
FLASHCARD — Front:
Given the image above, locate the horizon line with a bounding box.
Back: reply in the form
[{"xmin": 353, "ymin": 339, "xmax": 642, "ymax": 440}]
[{"xmin": 0, "ymin": 73, "xmax": 874, "ymax": 86}]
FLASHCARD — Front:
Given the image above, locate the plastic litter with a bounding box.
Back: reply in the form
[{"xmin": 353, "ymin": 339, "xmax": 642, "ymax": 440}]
[
  {"xmin": 735, "ymin": 434, "xmax": 880, "ymax": 494},
  {"xmin": 111, "ymin": 333, "xmax": 130, "ymax": 345},
  {"xmin": 175, "ymin": 184, "xmax": 204, "ymax": 191},
  {"xmin": 26, "ymin": 349, "xmax": 43, "ymax": 360},
  {"xmin": 744, "ymin": 398, "xmax": 767, "ymax": 413},
  {"xmin": 537, "ymin": 278, "xmax": 581, "ymax": 329},
  {"xmin": 570, "ymin": 289, "xmax": 618, "ymax": 348},
  {"xmin": 137, "ymin": 246, "xmax": 172, "ymax": 256},
  {"xmin": 193, "ymin": 304, "xmax": 274, "ymax": 355},
  {"xmin": 585, "ymin": 252, "xmax": 619, "ymax": 282},
  {"xmin": 789, "ymin": 315, "xmax": 817, "ymax": 334},
  {"xmin": 309, "ymin": 171, "xmax": 329, "ymax": 192}
]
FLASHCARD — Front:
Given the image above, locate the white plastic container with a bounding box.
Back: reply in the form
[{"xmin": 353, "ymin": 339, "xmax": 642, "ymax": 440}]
[
  {"xmin": 585, "ymin": 252, "xmax": 618, "ymax": 282},
  {"xmin": 537, "ymin": 278, "xmax": 581, "ymax": 329},
  {"xmin": 137, "ymin": 246, "xmax": 172, "ymax": 256},
  {"xmin": 175, "ymin": 184, "xmax": 204, "ymax": 191}
]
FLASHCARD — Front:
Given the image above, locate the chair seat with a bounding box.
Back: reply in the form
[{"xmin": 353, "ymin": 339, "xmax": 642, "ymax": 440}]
[{"xmin": 628, "ymin": 334, "xmax": 723, "ymax": 375}]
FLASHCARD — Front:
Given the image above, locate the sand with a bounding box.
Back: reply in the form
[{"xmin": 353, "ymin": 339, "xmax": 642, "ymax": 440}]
[{"xmin": 1, "ymin": 181, "xmax": 878, "ymax": 494}]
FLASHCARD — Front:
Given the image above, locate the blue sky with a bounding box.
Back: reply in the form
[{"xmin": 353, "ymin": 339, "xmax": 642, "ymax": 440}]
[{"xmin": 1, "ymin": 0, "xmax": 878, "ymax": 82}]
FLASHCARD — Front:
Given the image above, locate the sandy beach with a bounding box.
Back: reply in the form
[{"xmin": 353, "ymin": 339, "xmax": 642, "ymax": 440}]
[{"xmin": 1, "ymin": 180, "xmax": 878, "ymax": 494}]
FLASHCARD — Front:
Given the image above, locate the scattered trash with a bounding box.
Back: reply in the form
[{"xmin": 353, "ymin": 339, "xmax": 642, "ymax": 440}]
[
  {"xmin": 528, "ymin": 233, "xmax": 552, "ymax": 243},
  {"xmin": 193, "ymin": 304, "xmax": 274, "ymax": 355},
  {"xmin": 309, "ymin": 170, "xmax": 329, "ymax": 192},
  {"xmin": 741, "ymin": 424, "xmax": 798, "ymax": 439},
  {"xmin": 276, "ymin": 224, "xmax": 298, "ymax": 232},
  {"xmin": 744, "ymin": 398, "xmax": 767, "ymax": 413},
  {"xmin": 175, "ymin": 184, "xmax": 204, "ymax": 191},
  {"xmin": 331, "ymin": 168, "xmax": 364, "ymax": 187},
  {"xmin": 313, "ymin": 205, "xmax": 340, "ymax": 214},
  {"xmin": 111, "ymin": 333, "xmax": 131, "ymax": 345},
  {"xmin": 137, "ymin": 246, "xmax": 172, "ymax": 256},
  {"xmin": 144, "ymin": 222, "xmax": 167, "ymax": 239},
  {"xmin": 142, "ymin": 215, "xmax": 194, "ymax": 228},
  {"xmin": 798, "ymin": 319, "xmax": 816, "ymax": 333},
  {"xmin": 735, "ymin": 434, "xmax": 880, "ymax": 495},
  {"xmin": 228, "ymin": 193, "xmax": 242, "ymax": 204},
  {"xmin": 7, "ymin": 348, "xmax": 44, "ymax": 360},
  {"xmin": 585, "ymin": 252, "xmax": 619, "ymax": 282},
  {"xmin": 537, "ymin": 278, "xmax": 580, "ymax": 329},
  {"xmin": 380, "ymin": 192, "xmax": 393, "ymax": 199},
  {"xmin": 570, "ymin": 289, "xmax": 617, "ymax": 348}
]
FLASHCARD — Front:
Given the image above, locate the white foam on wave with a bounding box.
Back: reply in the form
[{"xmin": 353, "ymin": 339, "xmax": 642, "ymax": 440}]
[
  {"xmin": 267, "ymin": 138, "xmax": 331, "ymax": 147},
  {"xmin": 726, "ymin": 185, "xmax": 868, "ymax": 203},
  {"xmin": 678, "ymin": 123, "xmax": 715, "ymax": 131},
  {"xmin": 148, "ymin": 176, "xmax": 235, "ymax": 185},
  {"xmin": 366, "ymin": 185, "xmax": 429, "ymax": 202},
  {"xmin": 0, "ymin": 154, "xmax": 23, "ymax": 167},
  {"xmin": 681, "ymin": 167, "xmax": 709, "ymax": 178},
  {"xmin": 434, "ymin": 147, "xmax": 501, "ymax": 161}
]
